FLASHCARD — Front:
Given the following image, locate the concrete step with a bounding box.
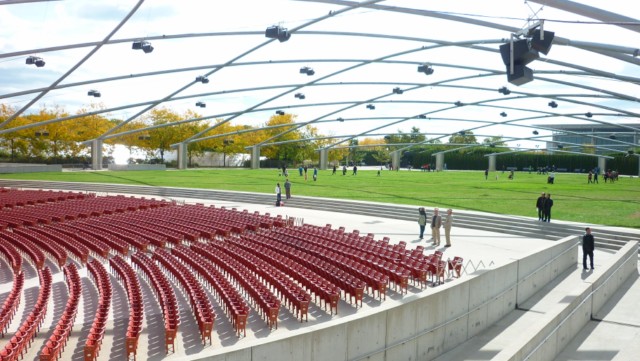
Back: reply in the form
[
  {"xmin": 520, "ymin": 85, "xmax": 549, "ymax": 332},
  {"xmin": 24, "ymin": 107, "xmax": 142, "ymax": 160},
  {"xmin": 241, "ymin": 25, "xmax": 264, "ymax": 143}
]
[
  {"xmin": 554, "ymin": 266, "xmax": 640, "ymax": 361},
  {"xmin": 432, "ymin": 265, "xmax": 583, "ymax": 361}
]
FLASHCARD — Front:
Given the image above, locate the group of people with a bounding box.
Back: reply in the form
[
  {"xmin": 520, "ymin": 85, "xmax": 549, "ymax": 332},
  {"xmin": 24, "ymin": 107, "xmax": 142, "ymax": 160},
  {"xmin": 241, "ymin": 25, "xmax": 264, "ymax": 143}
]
[
  {"xmin": 535, "ymin": 192, "xmax": 554, "ymax": 222},
  {"xmin": 418, "ymin": 207, "xmax": 453, "ymax": 247}
]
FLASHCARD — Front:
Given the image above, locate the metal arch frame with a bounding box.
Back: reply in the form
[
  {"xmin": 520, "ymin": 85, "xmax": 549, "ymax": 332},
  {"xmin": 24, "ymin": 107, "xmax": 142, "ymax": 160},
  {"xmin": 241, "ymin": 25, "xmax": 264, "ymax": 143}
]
[
  {"xmin": 0, "ymin": 0, "xmax": 146, "ymax": 129},
  {"xmin": 301, "ymin": 0, "xmax": 640, "ymax": 65},
  {"xmin": 99, "ymin": 0, "xmax": 385, "ymax": 141},
  {"xmin": 0, "ymin": 2, "xmax": 638, "ymax": 163}
]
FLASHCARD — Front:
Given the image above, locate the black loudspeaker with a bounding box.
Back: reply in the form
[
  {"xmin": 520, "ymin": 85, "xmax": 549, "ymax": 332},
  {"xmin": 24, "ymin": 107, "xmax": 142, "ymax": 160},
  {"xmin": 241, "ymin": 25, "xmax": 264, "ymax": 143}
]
[
  {"xmin": 265, "ymin": 26, "xmax": 280, "ymax": 39},
  {"xmin": 506, "ymin": 64, "xmax": 533, "ymax": 86},
  {"xmin": 500, "ymin": 39, "xmax": 539, "ymax": 66},
  {"xmin": 530, "ymin": 29, "xmax": 554, "ymax": 55}
]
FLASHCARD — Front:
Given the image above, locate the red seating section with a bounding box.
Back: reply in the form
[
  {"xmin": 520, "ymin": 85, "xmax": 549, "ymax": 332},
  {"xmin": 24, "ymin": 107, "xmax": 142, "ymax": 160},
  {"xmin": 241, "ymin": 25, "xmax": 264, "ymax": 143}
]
[
  {"xmin": 131, "ymin": 252, "xmax": 180, "ymax": 352},
  {"xmin": 169, "ymin": 247, "xmax": 248, "ymax": 337},
  {"xmin": 39, "ymin": 263, "xmax": 81, "ymax": 361},
  {"xmin": 188, "ymin": 243, "xmax": 281, "ymax": 330},
  {"xmin": 84, "ymin": 260, "xmax": 111, "ymax": 361},
  {"xmin": 0, "ymin": 188, "xmax": 467, "ymax": 357},
  {"xmin": 0, "ymin": 273, "xmax": 23, "ymax": 338},
  {"xmin": 109, "ymin": 256, "xmax": 144, "ymax": 361},
  {"xmin": 153, "ymin": 249, "xmax": 215, "ymax": 345},
  {"xmin": 1, "ymin": 267, "xmax": 51, "ymax": 361}
]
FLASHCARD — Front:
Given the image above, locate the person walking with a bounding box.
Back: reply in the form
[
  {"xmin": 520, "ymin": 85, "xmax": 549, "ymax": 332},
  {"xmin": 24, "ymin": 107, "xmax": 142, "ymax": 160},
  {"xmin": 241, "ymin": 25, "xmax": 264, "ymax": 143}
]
[
  {"xmin": 431, "ymin": 208, "xmax": 442, "ymax": 246},
  {"xmin": 313, "ymin": 167, "xmax": 318, "ymax": 181},
  {"xmin": 342, "ymin": 165, "xmax": 347, "ymax": 176},
  {"xmin": 275, "ymin": 183, "xmax": 282, "ymax": 206},
  {"xmin": 284, "ymin": 178, "xmax": 291, "ymax": 199},
  {"xmin": 352, "ymin": 165, "xmax": 357, "ymax": 175},
  {"xmin": 332, "ymin": 164, "xmax": 337, "ymax": 175},
  {"xmin": 582, "ymin": 227, "xmax": 595, "ymax": 270},
  {"xmin": 543, "ymin": 193, "xmax": 553, "ymax": 222},
  {"xmin": 417, "ymin": 207, "xmax": 427, "ymax": 239},
  {"xmin": 443, "ymin": 209, "xmax": 453, "ymax": 247},
  {"xmin": 484, "ymin": 169, "xmax": 489, "ymax": 180},
  {"xmin": 536, "ymin": 192, "xmax": 546, "ymax": 221}
]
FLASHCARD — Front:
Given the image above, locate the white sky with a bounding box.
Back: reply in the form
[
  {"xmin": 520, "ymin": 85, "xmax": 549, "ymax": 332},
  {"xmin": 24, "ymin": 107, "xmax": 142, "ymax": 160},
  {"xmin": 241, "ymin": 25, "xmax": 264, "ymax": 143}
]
[{"xmin": 0, "ymin": 0, "xmax": 639, "ymax": 151}]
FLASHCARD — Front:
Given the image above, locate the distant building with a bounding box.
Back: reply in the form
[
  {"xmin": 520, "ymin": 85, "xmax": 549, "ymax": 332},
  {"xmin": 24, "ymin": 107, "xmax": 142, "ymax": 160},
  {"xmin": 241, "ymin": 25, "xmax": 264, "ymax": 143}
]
[{"xmin": 541, "ymin": 123, "xmax": 639, "ymax": 155}]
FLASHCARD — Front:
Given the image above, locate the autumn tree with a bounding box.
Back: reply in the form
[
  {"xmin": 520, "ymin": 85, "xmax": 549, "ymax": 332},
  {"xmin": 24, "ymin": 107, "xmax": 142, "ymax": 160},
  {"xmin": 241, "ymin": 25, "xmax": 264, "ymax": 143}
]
[{"xmin": 448, "ymin": 130, "xmax": 478, "ymax": 144}]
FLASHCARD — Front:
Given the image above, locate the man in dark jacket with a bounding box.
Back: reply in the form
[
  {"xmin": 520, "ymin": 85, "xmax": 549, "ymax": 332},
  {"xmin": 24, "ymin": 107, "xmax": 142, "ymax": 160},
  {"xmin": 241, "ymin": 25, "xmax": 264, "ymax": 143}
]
[
  {"xmin": 582, "ymin": 227, "xmax": 595, "ymax": 270},
  {"xmin": 536, "ymin": 192, "xmax": 546, "ymax": 221},
  {"xmin": 543, "ymin": 193, "xmax": 553, "ymax": 222}
]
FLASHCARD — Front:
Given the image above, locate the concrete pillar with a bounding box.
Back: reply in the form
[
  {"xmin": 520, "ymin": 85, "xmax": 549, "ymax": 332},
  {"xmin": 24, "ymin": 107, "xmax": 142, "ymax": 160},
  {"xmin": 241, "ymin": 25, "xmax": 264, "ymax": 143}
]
[
  {"xmin": 176, "ymin": 143, "xmax": 188, "ymax": 170},
  {"xmin": 488, "ymin": 154, "xmax": 496, "ymax": 172},
  {"xmin": 390, "ymin": 151, "xmax": 401, "ymax": 170},
  {"xmin": 91, "ymin": 139, "xmax": 103, "ymax": 170},
  {"xmin": 598, "ymin": 157, "xmax": 606, "ymax": 174},
  {"xmin": 251, "ymin": 146, "xmax": 261, "ymax": 169},
  {"xmin": 319, "ymin": 148, "xmax": 328, "ymax": 170},
  {"xmin": 435, "ymin": 152, "xmax": 444, "ymax": 171}
]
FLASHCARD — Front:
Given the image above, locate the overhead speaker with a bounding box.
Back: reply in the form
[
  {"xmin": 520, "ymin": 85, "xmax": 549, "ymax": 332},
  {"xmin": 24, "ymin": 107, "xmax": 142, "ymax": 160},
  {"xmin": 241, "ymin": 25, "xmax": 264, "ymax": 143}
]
[
  {"xmin": 506, "ymin": 64, "xmax": 533, "ymax": 86},
  {"xmin": 529, "ymin": 29, "xmax": 554, "ymax": 55},
  {"xmin": 499, "ymin": 39, "xmax": 539, "ymax": 66}
]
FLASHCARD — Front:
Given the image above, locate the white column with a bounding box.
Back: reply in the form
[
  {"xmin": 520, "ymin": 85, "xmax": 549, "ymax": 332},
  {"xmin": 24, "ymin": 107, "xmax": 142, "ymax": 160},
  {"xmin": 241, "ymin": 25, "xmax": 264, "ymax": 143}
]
[
  {"xmin": 390, "ymin": 151, "xmax": 401, "ymax": 170},
  {"xmin": 176, "ymin": 143, "xmax": 187, "ymax": 170},
  {"xmin": 598, "ymin": 157, "xmax": 606, "ymax": 174},
  {"xmin": 488, "ymin": 154, "xmax": 496, "ymax": 171},
  {"xmin": 91, "ymin": 139, "xmax": 103, "ymax": 170},
  {"xmin": 319, "ymin": 148, "xmax": 328, "ymax": 170},
  {"xmin": 251, "ymin": 146, "xmax": 261, "ymax": 169},
  {"xmin": 435, "ymin": 152, "xmax": 444, "ymax": 171}
]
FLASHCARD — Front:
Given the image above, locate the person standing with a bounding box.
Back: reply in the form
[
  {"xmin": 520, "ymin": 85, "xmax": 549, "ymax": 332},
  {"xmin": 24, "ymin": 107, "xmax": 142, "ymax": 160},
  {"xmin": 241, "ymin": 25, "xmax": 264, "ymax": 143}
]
[
  {"xmin": 593, "ymin": 167, "xmax": 599, "ymax": 183},
  {"xmin": 332, "ymin": 164, "xmax": 337, "ymax": 175},
  {"xmin": 313, "ymin": 167, "xmax": 318, "ymax": 181},
  {"xmin": 303, "ymin": 166, "xmax": 308, "ymax": 181},
  {"xmin": 484, "ymin": 169, "xmax": 489, "ymax": 180},
  {"xmin": 582, "ymin": 227, "xmax": 595, "ymax": 270},
  {"xmin": 431, "ymin": 208, "xmax": 442, "ymax": 246},
  {"xmin": 536, "ymin": 192, "xmax": 546, "ymax": 221},
  {"xmin": 284, "ymin": 178, "xmax": 291, "ymax": 199},
  {"xmin": 352, "ymin": 165, "xmax": 357, "ymax": 175},
  {"xmin": 443, "ymin": 209, "xmax": 453, "ymax": 247},
  {"xmin": 417, "ymin": 207, "xmax": 427, "ymax": 239},
  {"xmin": 543, "ymin": 193, "xmax": 553, "ymax": 222},
  {"xmin": 342, "ymin": 165, "xmax": 347, "ymax": 176},
  {"xmin": 275, "ymin": 183, "xmax": 282, "ymax": 206}
]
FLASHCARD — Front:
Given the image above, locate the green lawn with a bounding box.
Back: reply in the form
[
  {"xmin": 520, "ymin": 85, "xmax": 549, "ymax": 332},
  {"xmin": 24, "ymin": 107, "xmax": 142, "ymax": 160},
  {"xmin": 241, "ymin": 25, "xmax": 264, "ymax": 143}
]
[{"xmin": 2, "ymin": 168, "xmax": 639, "ymax": 228}]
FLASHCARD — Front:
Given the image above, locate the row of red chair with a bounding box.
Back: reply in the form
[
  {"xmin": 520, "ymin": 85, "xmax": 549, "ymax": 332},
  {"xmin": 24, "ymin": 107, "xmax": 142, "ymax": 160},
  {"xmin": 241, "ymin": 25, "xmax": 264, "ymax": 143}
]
[
  {"xmin": 205, "ymin": 241, "xmax": 311, "ymax": 322},
  {"xmin": 262, "ymin": 230, "xmax": 389, "ymax": 301},
  {"xmin": 0, "ymin": 267, "xmax": 52, "ymax": 361},
  {"xmin": 84, "ymin": 260, "xmax": 112, "ymax": 361},
  {"xmin": 110, "ymin": 215, "xmax": 183, "ymax": 245},
  {"xmin": 227, "ymin": 236, "xmax": 341, "ymax": 315},
  {"xmin": 54, "ymin": 224, "xmax": 111, "ymax": 259},
  {"xmin": 0, "ymin": 188, "xmax": 88, "ymax": 211},
  {"xmin": 93, "ymin": 218, "xmax": 166, "ymax": 249},
  {"xmin": 12, "ymin": 228, "xmax": 68, "ymax": 269},
  {"xmin": 90, "ymin": 222, "xmax": 149, "ymax": 252},
  {"xmin": 109, "ymin": 256, "xmax": 144, "ymax": 361},
  {"xmin": 33, "ymin": 226, "xmax": 90, "ymax": 264},
  {"xmin": 63, "ymin": 223, "xmax": 129, "ymax": 256},
  {"xmin": 153, "ymin": 249, "xmax": 215, "ymax": 345},
  {"xmin": 241, "ymin": 233, "xmax": 367, "ymax": 307},
  {"xmin": 0, "ymin": 272, "xmax": 23, "ymax": 338},
  {"xmin": 0, "ymin": 230, "xmax": 45, "ymax": 269},
  {"xmin": 39, "ymin": 263, "xmax": 81, "ymax": 361},
  {"xmin": 188, "ymin": 243, "xmax": 280, "ymax": 330},
  {"xmin": 169, "ymin": 246, "xmax": 248, "ymax": 337},
  {"xmin": 131, "ymin": 252, "xmax": 179, "ymax": 353},
  {"xmin": 277, "ymin": 228, "xmax": 406, "ymax": 295},
  {"xmin": 0, "ymin": 239, "xmax": 21, "ymax": 274}
]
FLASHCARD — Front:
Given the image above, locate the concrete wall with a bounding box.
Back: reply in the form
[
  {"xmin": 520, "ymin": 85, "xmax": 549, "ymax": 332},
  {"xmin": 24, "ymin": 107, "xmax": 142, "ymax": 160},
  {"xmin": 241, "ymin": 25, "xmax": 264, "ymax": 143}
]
[
  {"xmin": 0, "ymin": 164, "xmax": 62, "ymax": 173},
  {"xmin": 107, "ymin": 164, "xmax": 166, "ymax": 171},
  {"xmin": 194, "ymin": 237, "xmax": 579, "ymax": 361},
  {"xmin": 495, "ymin": 241, "xmax": 639, "ymax": 361}
]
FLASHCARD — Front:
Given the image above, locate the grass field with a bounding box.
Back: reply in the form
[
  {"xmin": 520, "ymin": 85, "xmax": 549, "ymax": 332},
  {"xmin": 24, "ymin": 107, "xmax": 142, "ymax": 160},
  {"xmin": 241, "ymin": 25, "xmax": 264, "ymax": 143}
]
[{"xmin": 2, "ymin": 168, "xmax": 639, "ymax": 228}]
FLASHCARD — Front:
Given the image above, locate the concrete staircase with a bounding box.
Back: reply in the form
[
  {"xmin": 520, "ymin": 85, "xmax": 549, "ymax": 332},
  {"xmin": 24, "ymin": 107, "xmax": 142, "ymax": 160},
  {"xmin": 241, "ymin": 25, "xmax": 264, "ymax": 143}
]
[{"xmin": 0, "ymin": 179, "xmax": 636, "ymax": 252}]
